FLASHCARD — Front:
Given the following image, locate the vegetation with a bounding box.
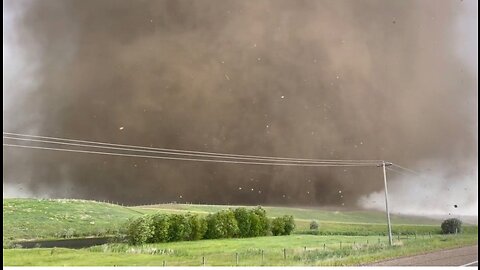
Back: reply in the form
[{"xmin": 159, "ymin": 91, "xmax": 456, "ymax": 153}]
[
  {"xmin": 204, "ymin": 209, "xmax": 239, "ymax": 239},
  {"xmin": 126, "ymin": 215, "xmax": 154, "ymax": 245},
  {"xmin": 4, "ymin": 234, "xmax": 477, "ymax": 266},
  {"xmin": 441, "ymin": 218, "xmax": 463, "ymax": 234},
  {"xmin": 271, "ymin": 215, "xmax": 296, "ymax": 236},
  {"xmin": 3, "ymin": 199, "xmax": 477, "ymax": 245},
  {"xmin": 3, "ymin": 198, "xmax": 143, "ymax": 243},
  {"xmin": 310, "ymin": 220, "xmax": 319, "ymax": 230}
]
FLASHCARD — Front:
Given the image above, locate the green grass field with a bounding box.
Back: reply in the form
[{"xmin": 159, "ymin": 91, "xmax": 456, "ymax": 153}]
[
  {"xmin": 4, "ymin": 234, "xmax": 477, "ymax": 266},
  {"xmin": 3, "ymin": 198, "xmax": 144, "ymax": 243},
  {"xmin": 4, "ymin": 198, "xmax": 477, "ymax": 244},
  {"xmin": 3, "ymin": 198, "xmax": 478, "ymax": 266}
]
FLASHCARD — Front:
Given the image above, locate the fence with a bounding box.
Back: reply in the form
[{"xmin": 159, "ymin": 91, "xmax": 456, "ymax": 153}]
[{"xmin": 93, "ymin": 234, "xmax": 450, "ymax": 266}]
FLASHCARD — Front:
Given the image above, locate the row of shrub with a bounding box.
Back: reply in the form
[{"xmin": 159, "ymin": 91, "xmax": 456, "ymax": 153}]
[{"xmin": 125, "ymin": 207, "xmax": 295, "ymax": 245}]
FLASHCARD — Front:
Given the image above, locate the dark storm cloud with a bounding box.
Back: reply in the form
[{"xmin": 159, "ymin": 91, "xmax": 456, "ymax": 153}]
[{"xmin": 3, "ymin": 0, "xmax": 477, "ymax": 208}]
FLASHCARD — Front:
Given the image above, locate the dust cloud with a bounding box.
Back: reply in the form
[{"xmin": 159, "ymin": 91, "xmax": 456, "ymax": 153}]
[{"xmin": 3, "ymin": 0, "xmax": 477, "ymax": 215}]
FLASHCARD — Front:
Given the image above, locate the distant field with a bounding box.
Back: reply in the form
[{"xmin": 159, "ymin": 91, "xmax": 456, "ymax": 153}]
[
  {"xmin": 3, "ymin": 198, "xmax": 477, "ymax": 244},
  {"xmin": 136, "ymin": 203, "xmax": 442, "ymax": 225},
  {"xmin": 4, "ymin": 234, "xmax": 478, "ymax": 266}
]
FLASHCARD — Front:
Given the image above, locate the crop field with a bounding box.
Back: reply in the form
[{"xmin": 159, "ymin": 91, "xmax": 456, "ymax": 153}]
[{"xmin": 3, "ymin": 198, "xmax": 478, "ymax": 266}]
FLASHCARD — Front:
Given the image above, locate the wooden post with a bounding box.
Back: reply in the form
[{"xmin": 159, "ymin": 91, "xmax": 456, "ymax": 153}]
[
  {"xmin": 261, "ymin": 249, "xmax": 264, "ymax": 264},
  {"xmin": 283, "ymin": 248, "xmax": 286, "ymax": 260},
  {"xmin": 202, "ymin": 256, "xmax": 206, "ymax": 266},
  {"xmin": 236, "ymin": 253, "xmax": 239, "ymax": 266},
  {"xmin": 323, "ymin": 243, "xmax": 326, "ymax": 251}
]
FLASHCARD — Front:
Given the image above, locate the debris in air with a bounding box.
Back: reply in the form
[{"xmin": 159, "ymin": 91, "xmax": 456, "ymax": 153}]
[
  {"xmin": 454, "ymin": 204, "xmax": 458, "ymax": 208},
  {"xmin": 119, "ymin": 127, "xmax": 124, "ymax": 130}
]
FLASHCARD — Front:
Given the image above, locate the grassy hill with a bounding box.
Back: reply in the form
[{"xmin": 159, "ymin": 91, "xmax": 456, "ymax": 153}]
[
  {"xmin": 3, "ymin": 198, "xmax": 144, "ymax": 243},
  {"xmin": 3, "ymin": 198, "xmax": 477, "ymax": 244}
]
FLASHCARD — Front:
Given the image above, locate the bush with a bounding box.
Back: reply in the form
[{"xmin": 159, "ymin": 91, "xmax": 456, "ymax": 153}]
[
  {"xmin": 271, "ymin": 217, "xmax": 285, "ymax": 236},
  {"xmin": 151, "ymin": 213, "xmax": 170, "ymax": 243},
  {"xmin": 168, "ymin": 214, "xmax": 190, "ymax": 242},
  {"xmin": 185, "ymin": 214, "xmax": 207, "ymax": 241},
  {"xmin": 283, "ymin": 215, "xmax": 295, "ymax": 235},
  {"xmin": 126, "ymin": 215, "xmax": 154, "ymax": 245},
  {"xmin": 271, "ymin": 215, "xmax": 295, "ymax": 236},
  {"xmin": 205, "ymin": 209, "xmax": 239, "ymax": 239},
  {"xmin": 441, "ymin": 218, "xmax": 462, "ymax": 234},
  {"xmin": 234, "ymin": 208, "xmax": 252, "ymax": 237},
  {"xmin": 310, "ymin": 220, "xmax": 319, "ymax": 230},
  {"xmin": 250, "ymin": 207, "xmax": 270, "ymax": 237}
]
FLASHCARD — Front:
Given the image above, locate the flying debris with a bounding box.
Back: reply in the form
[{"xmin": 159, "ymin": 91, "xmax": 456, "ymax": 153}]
[{"xmin": 119, "ymin": 127, "xmax": 124, "ymax": 130}]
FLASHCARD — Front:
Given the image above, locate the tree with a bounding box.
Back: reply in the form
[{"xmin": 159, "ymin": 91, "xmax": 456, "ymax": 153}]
[
  {"xmin": 168, "ymin": 214, "xmax": 189, "ymax": 241},
  {"xmin": 271, "ymin": 217, "xmax": 285, "ymax": 236},
  {"xmin": 283, "ymin": 215, "xmax": 295, "ymax": 235},
  {"xmin": 234, "ymin": 208, "xmax": 252, "ymax": 237},
  {"xmin": 126, "ymin": 215, "xmax": 154, "ymax": 245},
  {"xmin": 151, "ymin": 213, "xmax": 170, "ymax": 243},
  {"xmin": 250, "ymin": 207, "xmax": 270, "ymax": 236},
  {"xmin": 185, "ymin": 213, "xmax": 207, "ymax": 241},
  {"xmin": 205, "ymin": 209, "xmax": 239, "ymax": 239},
  {"xmin": 441, "ymin": 218, "xmax": 462, "ymax": 234},
  {"xmin": 310, "ymin": 220, "xmax": 319, "ymax": 230}
]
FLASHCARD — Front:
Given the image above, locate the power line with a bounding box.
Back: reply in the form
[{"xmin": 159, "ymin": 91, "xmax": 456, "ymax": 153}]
[
  {"xmin": 390, "ymin": 163, "xmax": 424, "ymax": 176},
  {"xmin": 3, "ymin": 132, "xmax": 382, "ymax": 164},
  {"xmin": 3, "ymin": 143, "xmax": 380, "ymax": 167},
  {"xmin": 386, "ymin": 167, "xmax": 414, "ymax": 177},
  {"xmin": 2, "ymin": 136, "xmax": 377, "ymax": 165}
]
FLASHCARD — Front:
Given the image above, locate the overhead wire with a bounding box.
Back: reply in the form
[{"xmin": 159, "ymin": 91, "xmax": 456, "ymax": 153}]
[
  {"xmin": 3, "ymin": 132, "xmax": 381, "ymax": 165},
  {"xmin": 2, "ymin": 143, "xmax": 381, "ymax": 167}
]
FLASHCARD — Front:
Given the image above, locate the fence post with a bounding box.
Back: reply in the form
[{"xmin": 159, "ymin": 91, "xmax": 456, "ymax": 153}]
[
  {"xmin": 323, "ymin": 243, "xmax": 326, "ymax": 251},
  {"xmin": 236, "ymin": 253, "xmax": 239, "ymax": 266},
  {"xmin": 261, "ymin": 249, "xmax": 264, "ymax": 265},
  {"xmin": 202, "ymin": 256, "xmax": 206, "ymax": 266},
  {"xmin": 283, "ymin": 248, "xmax": 287, "ymax": 260}
]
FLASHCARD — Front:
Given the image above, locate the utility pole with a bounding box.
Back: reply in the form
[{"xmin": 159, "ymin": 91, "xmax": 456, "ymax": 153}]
[{"xmin": 378, "ymin": 161, "xmax": 393, "ymax": 246}]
